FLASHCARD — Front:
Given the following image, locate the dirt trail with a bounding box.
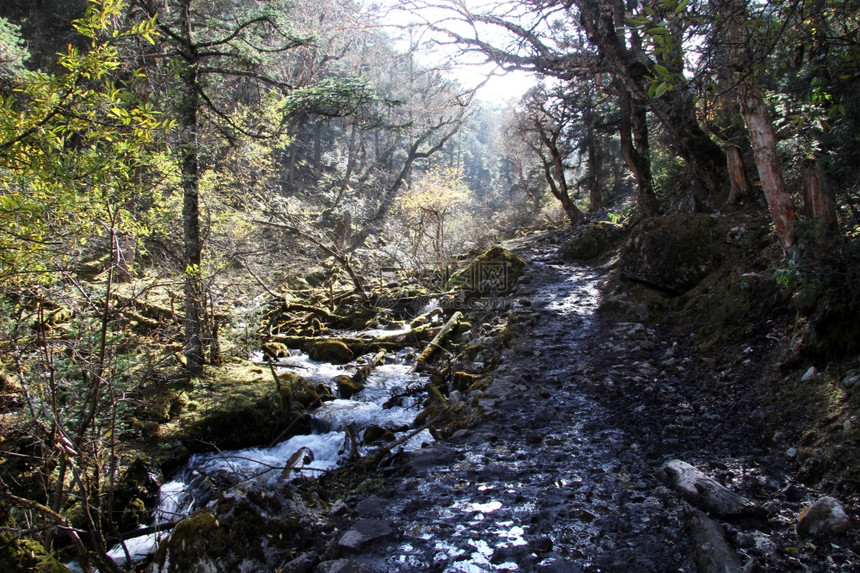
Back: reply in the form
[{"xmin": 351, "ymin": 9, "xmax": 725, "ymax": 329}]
[
  {"xmin": 332, "ymin": 243, "xmax": 693, "ymax": 572},
  {"xmin": 319, "ymin": 237, "xmax": 859, "ymax": 572}
]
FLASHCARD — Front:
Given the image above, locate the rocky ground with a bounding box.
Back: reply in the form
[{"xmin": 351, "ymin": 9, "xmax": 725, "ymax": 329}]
[{"xmin": 292, "ymin": 231, "xmax": 860, "ymax": 572}]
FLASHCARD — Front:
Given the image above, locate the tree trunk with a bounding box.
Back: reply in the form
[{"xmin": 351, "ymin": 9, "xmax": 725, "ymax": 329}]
[
  {"xmin": 658, "ymin": 459, "xmax": 763, "ymax": 517},
  {"xmin": 586, "ymin": 133, "xmax": 602, "ymax": 212},
  {"xmin": 179, "ymin": 59, "xmax": 204, "ymax": 376},
  {"xmin": 578, "ymin": 0, "xmax": 727, "ymax": 201},
  {"xmin": 549, "ymin": 139, "xmax": 584, "ymax": 226},
  {"xmin": 725, "ymin": 145, "xmax": 752, "ymax": 204},
  {"xmin": 115, "ymin": 231, "xmax": 136, "ymax": 283},
  {"xmin": 739, "ymin": 83, "xmax": 797, "ymax": 252},
  {"xmin": 687, "ymin": 509, "xmax": 743, "ymax": 573},
  {"xmin": 617, "ymin": 84, "xmax": 660, "ymax": 217},
  {"xmin": 802, "ymin": 158, "xmax": 839, "ymax": 234}
]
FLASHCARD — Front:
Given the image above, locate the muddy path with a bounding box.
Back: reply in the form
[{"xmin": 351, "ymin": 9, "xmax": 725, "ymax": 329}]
[
  {"xmin": 318, "ymin": 237, "xmax": 860, "ymax": 573},
  {"xmin": 323, "ymin": 243, "xmax": 695, "ymax": 572}
]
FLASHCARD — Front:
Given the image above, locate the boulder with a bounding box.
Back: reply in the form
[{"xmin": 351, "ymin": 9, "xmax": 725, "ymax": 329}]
[
  {"xmin": 335, "ymin": 375, "xmax": 365, "ymax": 399},
  {"xmin": 310, "ymin": 340, "xmax": 354, "ymax": 364},
  {"xmin": 337, "ymin": 519, "xmax": 394, "ymax": 553},
  {"xmin": 620, "ymin": 214, "xmax": 723, "ymax": 293},
  {"xmin": 262, "ymin": 341, "xmax": 290, "ymax": 360},
  {"xmin": 362, "ymin": 425, "xmax": 394, "ymax": 445},
  {"xmin": 448, "ymin": 246, "xmax": 527, "ymax": 294},
  {"xmin": 797, "ymin": 496, "xmax": 852, "ymax": 537},
  {"xmin": 559, "ymin": 221, "xmax": 624, "ymax": 261}
]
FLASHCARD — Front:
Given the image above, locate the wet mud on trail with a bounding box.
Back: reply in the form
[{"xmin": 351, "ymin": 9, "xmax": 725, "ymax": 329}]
[{"xmin": 337, "ymin": 241, "xmax": 697, "ymax": 572}]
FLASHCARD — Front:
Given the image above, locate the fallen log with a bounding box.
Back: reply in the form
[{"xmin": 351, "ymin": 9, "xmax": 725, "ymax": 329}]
[
  {"xmin": 658, "ymin": 459, "xmax": 763, "ymax": 518},
  {"xmin": 114, "ymin": 519, "xmax": 181, "ymax": 542},
  {"xmin": 687, "ymin": 509, "xmax": 742, "ymax": 573},
  {"xmin": 416, "ymin": 311, "xmax": 463, "ymax": 366}
]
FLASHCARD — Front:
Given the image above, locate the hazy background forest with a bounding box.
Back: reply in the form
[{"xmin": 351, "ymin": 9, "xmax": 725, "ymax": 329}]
[{"xmin": 1, "ymin": 0, "xmax": 860, "ymax": 571}]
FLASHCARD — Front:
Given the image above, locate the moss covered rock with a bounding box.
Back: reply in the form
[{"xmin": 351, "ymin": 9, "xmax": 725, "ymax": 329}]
[
  {"xmin": 309, "ymin": 340, "xmax": 354, "ymax": 364},
  {"xmin": 448, "ymin": 246, "xmax": 527, "ymax": 294},
  {"xmin": 621, "ymin": 214, "xmax": 724, "ymax": 293},
  {"xmin": 334, "ymin": 374, "xmax": 365, "ymax": 399},
  {"xmin": 560, "ymin": 221, "xmax": 624, "ymax": 261}
]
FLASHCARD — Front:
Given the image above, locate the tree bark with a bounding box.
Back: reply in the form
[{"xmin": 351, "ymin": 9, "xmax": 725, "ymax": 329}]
[
  {"xmin": 725, "ymin": 145, "xmax": 752, "ymax": 204},
  {"xmin": 687, "ymin": 509, "xmax": 743, "ymax": 573},
  {"xmin": 739, "ymin": 83, "xmax": 797, "ymax": 252},
  {"xmin": 802, "ymin": 158, "xmax": 839, "ymax": 234},
  {"xmin": 586, "ymin": 136, "xmax": 602, "ymax": 212},
  {"xmin": 658, "ymin": 459, "xmax": 763, "ymax": 518},
  {"xmin": 578, "ymin": 0, "xmax": 727, "ymax": 201},
  {"xmin": 617, "ymin": 84, "xmax": 660, "ymax": 217},
  {"xmin": 177, "ymin": 6, "xmax": 204, "ymax": 376}
]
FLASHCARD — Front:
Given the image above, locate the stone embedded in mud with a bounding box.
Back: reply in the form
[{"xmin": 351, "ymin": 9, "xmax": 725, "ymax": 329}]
[
  {"xmin": 354, "ymin": 495, "xmax": 389, "ymax": 518},
  {"xmin": 315, "ymin": 558, "xmax": 374, "ymax": 573},
  {"xmin": 280, "ymin": 551, "xmax": 318, "ymax": 572},
  {"xmin": 309, "ymin": 340, "xmax": 355, "ymax": 364},
  {"xmin": 796, "ymin": 496, "xmax": 852, "ymax": 537},
  {"xmin": 337, "ymin": 519, "xmax": 394, "ymax": 553}
]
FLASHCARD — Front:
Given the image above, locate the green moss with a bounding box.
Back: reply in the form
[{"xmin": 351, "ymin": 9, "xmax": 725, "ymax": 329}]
[
  {"xmin": 334, "ymin": 374, "xmax": 365, "ymax": 399},
  {"xmin": 0, "ymin": 505, "xmax": 68, "ymax": 573},
  {"xmin": 308, "ymin": 340, "xmax": 354, "ymax": 364}
]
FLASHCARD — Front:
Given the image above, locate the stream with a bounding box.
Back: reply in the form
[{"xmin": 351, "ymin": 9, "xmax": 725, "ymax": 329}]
[
  {"xmin": 71, "ymin": 350, "xmax": 434, "ymax": 570},
  {"xmin": 69, "ymin": 237, "xmax": 860, "ymax": 571}
]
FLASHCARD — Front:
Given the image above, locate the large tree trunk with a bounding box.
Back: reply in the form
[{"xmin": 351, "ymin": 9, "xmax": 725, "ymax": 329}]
[
  {"xmin": 739, "ymin": 83, "xmax": 797, "ymax": 252},
  {"xmin": 578, "ymin": 0, "xmax": 727, "ymax": 201},
  {"xmin": 721, "ymin": 0, "xmax": 797, "ymax": 252},
  {"xmin": 586, "ymin": 136, "xmax": 602, "ymax": 212},
  {"xmin": 548, "ymin": 136, "xmax": 584, "ymax": 226}
]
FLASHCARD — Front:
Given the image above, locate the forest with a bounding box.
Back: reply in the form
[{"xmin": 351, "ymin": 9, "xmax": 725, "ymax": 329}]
[{"xmin": 1, "ymin": 0, "xmax": 859, "ymax": 571}]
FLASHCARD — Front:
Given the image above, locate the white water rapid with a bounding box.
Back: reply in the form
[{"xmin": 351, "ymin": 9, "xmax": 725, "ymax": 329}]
[{"xmin": 69, "ymin": 348, "xmax": 432, "ymax": 570}]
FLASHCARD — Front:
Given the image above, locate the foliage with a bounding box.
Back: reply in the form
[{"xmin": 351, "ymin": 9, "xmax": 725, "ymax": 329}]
[
  {"xmin": 0, "ymin": 17, "xmax": 27, "ymax": 78},
  {"xmin": 389, "ymin": 166, "xmax": 472, "ymax": 278},
  {"xmin": 0, "ymin": 2, "xmax": 174, "ymax": 569},
  {"xmin": 0, "ymin": 0, "xmax": 169, "ymax": 286}
]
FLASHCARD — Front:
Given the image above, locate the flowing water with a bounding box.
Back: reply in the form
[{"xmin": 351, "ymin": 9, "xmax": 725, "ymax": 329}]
[{"xmin": 70, "ymin": 348, "xmax": 434, "ymax": 570}]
